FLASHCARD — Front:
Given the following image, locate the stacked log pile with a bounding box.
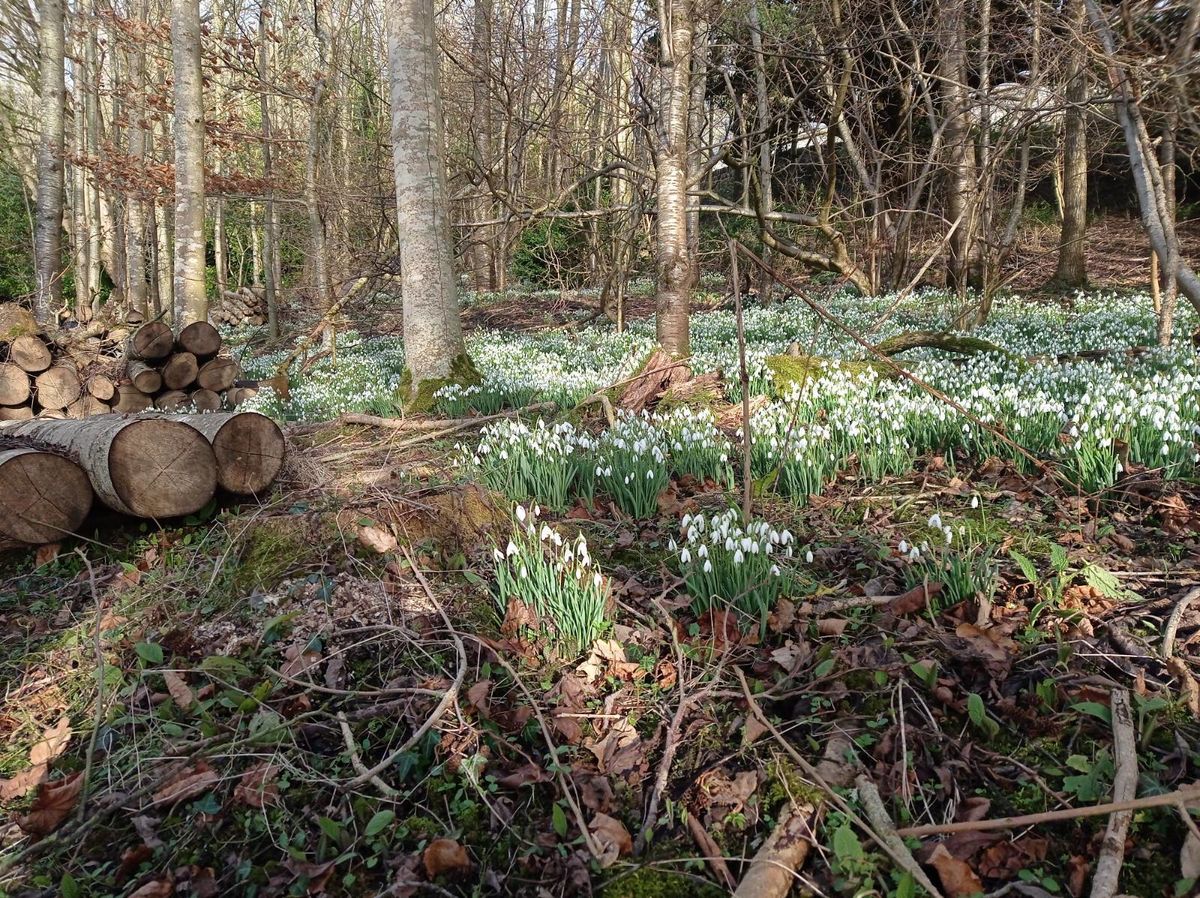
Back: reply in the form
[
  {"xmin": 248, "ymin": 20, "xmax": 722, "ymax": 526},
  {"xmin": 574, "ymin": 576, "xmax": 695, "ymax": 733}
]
[
  {"xmin": 120, "ymin": 320, "xmax": 256, "ymax": 412},
  {"xmin": 212, "ymin": 286, "xmax": 268, "ymax": 327},
  {"xmin": 1, "ymin": 303, "xmax": 123, "ymax": 421},
  {"xmin": 0, "ymin": 411, "xmax": 285, "ymax": 550}
]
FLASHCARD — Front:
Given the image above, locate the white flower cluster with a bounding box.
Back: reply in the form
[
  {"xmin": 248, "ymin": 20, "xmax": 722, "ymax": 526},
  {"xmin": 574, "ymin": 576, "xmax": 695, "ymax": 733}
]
[
  {"xmin": 671, "ymin": 508, "xmax": 798, "ymax": 624},
  {"xmin": 493, "ymin": 504, "xmax": 609, "ymax": 652}
]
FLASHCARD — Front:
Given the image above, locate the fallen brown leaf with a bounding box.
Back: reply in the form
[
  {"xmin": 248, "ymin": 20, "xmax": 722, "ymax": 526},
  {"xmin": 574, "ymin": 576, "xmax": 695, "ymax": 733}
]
[
  {"xmin": 151, "ymin": 763, "xmax": 218, "ymax": 807},
  {"xmin": 162, "ymin": 671, "xmax": 195, "ymax": 711},
  {"xmin": 585, "ymin": 718, "xmax": 645, "ymax": 779},
  {"xmin": 589, "ymin": 812, "xmax": 632, "ymax": 867},
  {"xmin": 233, "ymin": 763, "xmax": 279, "ymax": 809},
  {"xmin": 357, "ymin": 524, "xmax": 397, "ymax": 554},
  {"xmin": 280, "ymin": 644, "xmax": 322, "ymax": 680},
  {"xmin": 929, "ymin": 843, "xmax": 985, "ymax": 898},
  {"xmin": 29, "ymin": 715, "xmax": 72, "ymax": 766},
  {"xmin": 423, "ymin": 838, "xmax": 471, "ymax": 877},
  {"xmin": 0, "ymin": 762, "xmax": 48, "ymax": 800},
  {"xmin": 17, "ymin": 772, "xmax": 84, "ymax": 838},
  {"xmin": 284, "ymin": 858, "xmax": 335, "ymax": 893},
  {"xmin": 127, "ymin": 876, "xmax": 173, "ymax": 898},
  {"xmin": 34, "ymin": 542, "xmax": 61, "ymax": 568},
  {"xmin": 887, "ymin": 582, "xmax": 942, "ymax": 615}
]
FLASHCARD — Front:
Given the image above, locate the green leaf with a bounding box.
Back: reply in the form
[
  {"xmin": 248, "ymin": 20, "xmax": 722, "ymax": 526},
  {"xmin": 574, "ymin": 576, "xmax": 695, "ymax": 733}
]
[
  {"xmin": 1081, "ymin": 563, "xmax": 1132, "ymax": 601},
  {"xmin": 967, "ymin": 693, "xmax": 987, "ymax": 727},
  {"xmin": 832, "ymin": 823, "xmax": 864, "ymax": 862},
  {"xmin": 60, "ymin": 873, "xmax": 80, "ymax": 898},
  {"xmin": 1050, "ymin": 544, "xmax": 1069, "ymax": 575},
  {"xmin": 552, "ymin": 802, "xmax": 569, "ymax": 838},
  {"xmin": 135, "ymin": 641, "xmax": 164, "ymax": 665},
  {"xmin": 896, "ymin": 871, "xmax": 915, "ymax": 898},
  {"xmin": 364, "ymin": 810, "xmax": 395, "ymax": 837},
  {"xmin": 318, "ymin": 816, "xmax": 344, "ymax": 842},
  {"xmin": 1071, "ymin": 701, "xmax": 1112, "ymax": 724},
  {"xmin": 1008, "ymin": 549, "xmax": 1039, "ymax": 586},
  {"xmin": 813, "ymin": 658, "xmax": 836, "ymax": 678}
]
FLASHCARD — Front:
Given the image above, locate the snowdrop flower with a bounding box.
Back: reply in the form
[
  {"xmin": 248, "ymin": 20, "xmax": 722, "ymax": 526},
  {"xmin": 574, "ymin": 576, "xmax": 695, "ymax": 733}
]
[
  {"xmin": 928, "ymin": 513, "xmax": 942, "ymax": 529},
  {"xmin": 506, "ymin": 541, "xmax": 518, "ymax": 557},
  {"xmin": 970, "ymin": 495, "xmax": 979, "ymax": 509},
  {"xmin": 944, "ymin": 526, "xmax": 953, "ymax": 545},
  {"xmin": 734, "ymin": 549, "xmax": 745, "ymax": 564},
  {"xmin": 680, "ymin": 548, "xmax": 692, "ymax": 564},
  {"xmin": 493, "ymin": 548, "xmax": 503, "ymax": 562},
  {"xmin": 515, "ymin": 505, "xmax": 527, "ymax": 523},
  {"xmin": 805, "ymin": 549, "xmax": 814, "ymax": 563},
  {"xmin": 771, "ymin": 565, "xmax": 781, "ymax": 577},
  {"xmin": 898, "ymin": 540, "xmax": 909, "ymax": 554},
  {"xmin": 703, "ymin": 559, "xmax": 713, "ymax": 573}
]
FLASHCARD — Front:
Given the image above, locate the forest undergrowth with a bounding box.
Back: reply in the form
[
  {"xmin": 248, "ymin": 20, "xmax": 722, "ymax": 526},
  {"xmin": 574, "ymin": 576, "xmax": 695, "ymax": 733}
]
[{"xmin": 1, "ymin": 287, "xmax": 1199, "ymax": 898}]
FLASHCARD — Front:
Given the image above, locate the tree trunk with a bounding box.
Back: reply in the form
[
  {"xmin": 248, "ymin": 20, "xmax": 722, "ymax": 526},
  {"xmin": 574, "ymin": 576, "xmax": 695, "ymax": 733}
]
[
  {"xmin": 386, "ymin": 0, "xmax": 469, "ymax": 395},
  {"xmin": 653, "ymin": 0, "xmax": 695, "ymax": 358},
  {"xmin": 34, "ymin": 0, "xmax": 67, "ymax": 325},
  {"xmin": 1051, "ymin": 0, "xmax": 1088, "ymax": 289},
  {"xmin": 939, "ymin": 0, "xmax": 981, "ymax": 295},
  {"xmin": 125, "ymin": 0, "xmax": 150, "ymax": 318},
  {"xmin": 171, "ymin": 0, "xmax": 207, "ymax": 326},
  {"xmin": 259, "ymin": 3, "xmax": 280, "ymax": 339}
]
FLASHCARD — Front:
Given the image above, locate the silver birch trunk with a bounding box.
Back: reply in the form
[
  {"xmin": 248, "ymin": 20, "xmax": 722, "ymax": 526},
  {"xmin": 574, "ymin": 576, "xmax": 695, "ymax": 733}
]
[
  {"xmin": 35, "ymin": 0, "xmax": 67, "ymax": 325},
  {"xmin": 171, "ymin": 0, "xmax": 207, "ymax": 326},
  {"xmin": 386, "ymin": 0, "xmax": 468, "ymax": 394}
]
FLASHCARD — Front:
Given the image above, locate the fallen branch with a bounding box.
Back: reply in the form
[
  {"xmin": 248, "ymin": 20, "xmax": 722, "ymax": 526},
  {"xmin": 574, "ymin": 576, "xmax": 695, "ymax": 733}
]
[
  {"xmin": 1089, "ymin": 689, "xmax": 1137, "ymax": 898},
  {"xmin": 855, "ymin": 776, "xmax": 945, "ymax": 898},
  {"xmin": 687, "ymin": 814, "xmax": 737, "ymax": 891},
  {"xmin": 733, "ymin": 797, "xmax": 819, "ymax": 898},
  {"xmin": 338, "ymin": 402, "xmax": 557, "ymax": 434},
  {"xmin": 1162, "ymin": 586, "xmax": 1200, "ymax": 659},
  {"xmin": 272, "ymin": 276, "xmax": 369, "ymax": 379}
]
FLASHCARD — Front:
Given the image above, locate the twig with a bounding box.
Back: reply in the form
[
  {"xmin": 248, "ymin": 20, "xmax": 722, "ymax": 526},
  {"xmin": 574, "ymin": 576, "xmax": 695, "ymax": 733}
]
[
  {"xmin": 1089, "ymin": 689, "xmax": 1136, "ymax": 898},
  {"xmin": 686, "ymin": 813, "xmax": 737, "ymax": 891},
  {"xmin": 339, "ymin": 402, "xmax": 557, "ymax": 433},
  {"xmin": 1162, "ymin": 586, "xmax": 1200, "ymax": 659},
  {"xmin": 75, "ymin": 549, "xmax": 105, "ymax": 824},
  {"xmin": 340, "ymin": 547, "xmax": 466, "ymax": 791},
  {"xmin": 337, "ymin": 712, "xmax": 398, "ymax": 797},
  {"xmin": 575, "ymin": 391, "xmax": 617, "ymax": 426},
  {"xmin": 855, "ymin": 776, "xmax": 945, "ymax": 898},
  {"xmin": 895, "ymin": 784, "xmax": 1200, "ymax": 837}
]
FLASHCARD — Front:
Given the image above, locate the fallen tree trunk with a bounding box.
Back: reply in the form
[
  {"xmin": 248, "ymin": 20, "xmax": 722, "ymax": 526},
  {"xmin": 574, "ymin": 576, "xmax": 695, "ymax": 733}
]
[
  {"xmin": 183, "ymin": 411, "xmax": 286, "ymax": 495},
  {"xmin": 0, "ymin": 415, "xmax": 218, "ymax": 518},
  {"xmin": 871, "ymin": 331, "xmax": 1010, "ymax": 357},
  {"xmin": 0, "ymin": 447, "xmax": 93, "ymax": 546}
]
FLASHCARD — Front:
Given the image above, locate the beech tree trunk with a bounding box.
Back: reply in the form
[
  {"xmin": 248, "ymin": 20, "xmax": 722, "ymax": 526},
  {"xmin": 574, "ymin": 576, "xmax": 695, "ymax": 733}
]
[
  {"xmin": 259, "ymin": 3, "xmax": 280, "ymax": 339},
  {"xmin": 386, "ymin": 0, "xmax": 468, "ymax": 395},
  {"xmin": 125, "ymin": 0, "xmax": 150, "ymax": 318},
  {"xmin": 653, "ymin": 0, "xmax": 695, "ymax": 358},
  {"xmin": 34, "ymin": 0, "xmax": 67, "ymax": 325},
  {"xmin": 1052, "ymin": 0, "xmax": 1089, "ymax": 288},
  {"xmin": 171, "ymin": 0, "xmax": 207, "ymax": 326},
  {"xmin": 939, "ymin": 0, "xmax": 981, "ymax": 295}
]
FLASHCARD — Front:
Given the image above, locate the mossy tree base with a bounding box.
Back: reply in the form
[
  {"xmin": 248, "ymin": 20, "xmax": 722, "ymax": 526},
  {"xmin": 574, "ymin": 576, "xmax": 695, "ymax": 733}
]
[{"xmin": 399, "ymin": 353, "xmax": 482, "ymax": 413}]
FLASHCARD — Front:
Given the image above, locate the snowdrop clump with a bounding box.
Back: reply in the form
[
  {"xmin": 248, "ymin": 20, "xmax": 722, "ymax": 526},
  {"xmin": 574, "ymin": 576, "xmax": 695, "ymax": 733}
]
[
  {"xmin": 589, "ymin": 412, "xmax": 671, "ymax": 518},
  {"xmin": 653, "ymin": 406, "xmax": 735, "ymax": 487},
  {"xmin": 898, "ymin": 511, "xmax": 997, "ymax": 609},
  {"xmin": 671, "ymin": 508, "xmax": 797, "ymax": 626},
  {"xmin": 461, "ymin": 418, "xmax": 586, "ymax": 511},
  {"xmin": 493, "ymin": 504, "xmax": 609, "ymax": 653}
]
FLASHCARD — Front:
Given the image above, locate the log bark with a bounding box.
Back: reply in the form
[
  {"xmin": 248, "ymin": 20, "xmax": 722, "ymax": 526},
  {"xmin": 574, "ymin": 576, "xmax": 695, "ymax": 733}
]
[
  {"xmin": 35, "ymin": 365, "xmax": 82, "ymax": 409},
  {"xmin": 127, "ymin": 360, "xmax": 163, "ymax": 394},
  {"xmin": 0, "ymin": 415, "xmax": 217, "ymax": 518},
  {"xmin": 9, "ymin": 335, "xmax": 53, "ymax": 373},
  {"xmin": 131, "ymin": 321, "xmax": 174, "ymax": 360},
  {"xmin": 177, "ymin": 320, "xmax": 221, "ymax": 358},
  {"xmin": 197, "ymin": 357, "xmax": 237, "ymax": 392},
  {"xmin": 161, "ymin": 352, "xmax": 199, "ymax": 390},
  {"xmin": 0, "ymin": 448, "xmax": 93, "ymax": 546},
  {"xmin": 183, "ymin": 411, "xmax": 285, "ymax": 495},
  {"xmin": 68, "ymin": 396, "xmax": 109, "ymax": 418},
  {"xmin": 0, "ymin": 364, "xmax": 32, "ymax": 405}
]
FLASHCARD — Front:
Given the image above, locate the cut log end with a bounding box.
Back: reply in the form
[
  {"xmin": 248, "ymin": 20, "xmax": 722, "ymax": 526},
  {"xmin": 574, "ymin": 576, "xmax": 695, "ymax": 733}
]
[
  {"xmin": 207, "ymin": 412, "xmax": 286, "ymax": 495},
  {"xmin": 35, "ymin": 365, "xmax": 82, "ymax": 410},
  {"xmin": 178, "ymin": 321, "xmax": 222, "ymax": 358},
  {"xmin": 0, "ymin": 448, "xmax": 94, "ymax": 545},
  {"xmin": 109, "ymin": 418, "xmax": 218, "ymax": 518},
  {"xmin": 131, "ymin": 321, "xmax": 174, "ymax": 360},
  {"xmin": 0, "ymin": 363, "xmax": 31, "ymax": 406},
  {"xmin": 10, "ymin": 335, "xmax": 52, "ymax": 373}
]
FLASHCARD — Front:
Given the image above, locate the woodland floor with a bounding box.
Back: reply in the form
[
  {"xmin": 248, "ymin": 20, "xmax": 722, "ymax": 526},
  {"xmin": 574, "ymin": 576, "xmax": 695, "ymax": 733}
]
[{"xmin": 2, "ymin": 217, "xmax": 1200, "ymax": 898}]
